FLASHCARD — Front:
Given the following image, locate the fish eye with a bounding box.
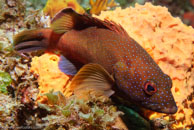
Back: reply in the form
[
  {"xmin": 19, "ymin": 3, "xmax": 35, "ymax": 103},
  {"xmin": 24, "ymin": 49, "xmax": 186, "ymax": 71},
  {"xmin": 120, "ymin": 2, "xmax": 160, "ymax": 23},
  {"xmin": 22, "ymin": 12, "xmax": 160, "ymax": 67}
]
[{"xmin": 143, "ymin": 80, "xmax": 157, "ymax": 95}]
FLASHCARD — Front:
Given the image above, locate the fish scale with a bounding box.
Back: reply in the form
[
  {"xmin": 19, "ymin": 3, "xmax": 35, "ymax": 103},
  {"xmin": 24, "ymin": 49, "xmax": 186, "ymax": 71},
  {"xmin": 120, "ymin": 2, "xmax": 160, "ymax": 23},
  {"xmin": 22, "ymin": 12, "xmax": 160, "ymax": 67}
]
[
  {"xmin": 14, "ymin": 8, "xmax": 177, "ymax": 114},
  {"xmin": 57, "ymin": 26, "xmax": 177, "ymax": 113}
]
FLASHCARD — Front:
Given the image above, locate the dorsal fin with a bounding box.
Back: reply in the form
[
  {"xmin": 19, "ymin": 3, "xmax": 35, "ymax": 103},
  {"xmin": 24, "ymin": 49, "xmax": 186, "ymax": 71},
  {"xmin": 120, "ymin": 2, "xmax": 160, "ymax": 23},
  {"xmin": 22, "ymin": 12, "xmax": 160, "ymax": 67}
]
[
  {"xmin": 51, "ymin": 8, "xmax": 108, "ymax": 34},
  {"xmin": 51, "ymin": 8, "xmax": 129, "ymax": 37},
  {"xmin": 103, "ymin": 19, "xmax": 129, "ymax": 38}
]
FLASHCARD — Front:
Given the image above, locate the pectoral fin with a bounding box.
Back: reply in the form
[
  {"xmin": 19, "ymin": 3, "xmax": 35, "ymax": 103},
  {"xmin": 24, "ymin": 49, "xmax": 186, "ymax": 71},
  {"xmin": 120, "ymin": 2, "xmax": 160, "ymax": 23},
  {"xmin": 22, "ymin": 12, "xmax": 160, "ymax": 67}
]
[
  {"xmin": 65, "ymin": 63, "xmax": 115, "ymax": 100},
  {"xmin": 58, "ymin": 55, "xmax": 77, "ymax": 76}
]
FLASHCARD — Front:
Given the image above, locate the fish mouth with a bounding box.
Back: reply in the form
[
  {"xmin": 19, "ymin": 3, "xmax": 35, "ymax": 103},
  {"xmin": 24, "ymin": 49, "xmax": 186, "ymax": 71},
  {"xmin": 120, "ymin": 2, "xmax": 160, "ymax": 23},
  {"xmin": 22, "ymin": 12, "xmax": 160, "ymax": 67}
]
[
  {"xmin": 142, "ymin": 101, "xmax": 178, "ymax": 114},
  {"xmin": 159, "ymin": 105, "xmax": 177, "ymax": 114},
  {"xmin": 14, "ymin": 41, "xmax": 46, "ymax": 53}
]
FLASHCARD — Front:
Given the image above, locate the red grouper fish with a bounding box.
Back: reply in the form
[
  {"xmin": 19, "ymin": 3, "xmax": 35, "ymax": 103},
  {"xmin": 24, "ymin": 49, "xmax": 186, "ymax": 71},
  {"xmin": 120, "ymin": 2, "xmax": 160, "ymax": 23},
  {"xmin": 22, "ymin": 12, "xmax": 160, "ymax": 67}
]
[{"xmin": 14, "ymin": 8, "xmax": 177, "ymax": 114}]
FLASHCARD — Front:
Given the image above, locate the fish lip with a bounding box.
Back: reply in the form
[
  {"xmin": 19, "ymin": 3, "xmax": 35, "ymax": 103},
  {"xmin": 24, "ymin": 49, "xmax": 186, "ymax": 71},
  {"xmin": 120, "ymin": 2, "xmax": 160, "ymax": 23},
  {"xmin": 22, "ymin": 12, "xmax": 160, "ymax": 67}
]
[
  {"xmin": 159, "ymin": 105, "xmax": 177, "ymax": 114},
  {"xmin": 142, "ymin": 101, "xmax": 178, "ymax": 114}
]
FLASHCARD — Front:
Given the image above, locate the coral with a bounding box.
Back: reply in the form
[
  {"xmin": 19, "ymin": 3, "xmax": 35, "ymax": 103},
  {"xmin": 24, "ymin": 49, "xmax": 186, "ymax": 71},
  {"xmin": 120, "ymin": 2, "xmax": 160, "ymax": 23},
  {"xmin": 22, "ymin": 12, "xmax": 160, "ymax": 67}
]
[
  {"xmin": 89, "ymin": 0, "xmax": 118, "ymax": 15},
  {"xmin": 0, "ymin": 0, "xmax": 25, "ymax": 28},
  {"xmin": 43, "ymin": 0, "xmax": 118, "ymax": 17},
  {"xmin": 1, "ymin": 0, "xmax": 125, "ymax": 129},
  {"xmin": 30, "ymin": 53, "xmax": 71, "ymax": 102},
  {"xmin": 28, "ymin": 2, "xmax": 194, "ymax": 129},
  {"xmin": 0, "ymin": 1, "xmax": 52, "ymax": 128},
  {"xmin": 37, "ymin": 90, "xmax": 124, "ymax": 130},
  {"xmin": 0, "ymin": 32, "xmax": 45, "ymax": 130},
  {"xmin": 43, "ymin": 0, "xmax": 85, "ymax": 18},
  {"xmin": 30, "ymin": 54, "xmax": 127, "ymax": 129},
  {"xmin": 0, "ymin": 53, "xmax": 39, "ymax": 102},
  {"xmin": 2, "ymin": 1, "xmax": 194, "ymax": 129},
  {"xmin": 0, "ymin": 0, "xmax": 49, "ymax": 31},
  {"xmin": 94, "ymin": 3, "xmax": 194, "ymax": 129},
  {"xmin": 0, "ymin": 94, "xmax": 20, "ymax": 129},
  {"xmin": 0, "ymin": 27, "xmax": 39, "ymax": 104},
  {"xmin": 26, "ymin": 0, "xmax": 47, "ymax": 10},
  {"xmin": 0, "ymin": 71, "xmax": 12, "ymax": 94}
]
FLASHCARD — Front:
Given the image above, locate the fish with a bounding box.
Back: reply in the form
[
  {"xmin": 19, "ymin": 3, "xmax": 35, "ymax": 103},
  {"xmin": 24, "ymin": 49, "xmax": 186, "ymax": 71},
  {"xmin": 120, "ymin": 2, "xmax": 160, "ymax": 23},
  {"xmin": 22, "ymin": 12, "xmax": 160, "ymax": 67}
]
[{"xmin": 14, "ymin": 8, "xmax": 177, "ymax": 114}]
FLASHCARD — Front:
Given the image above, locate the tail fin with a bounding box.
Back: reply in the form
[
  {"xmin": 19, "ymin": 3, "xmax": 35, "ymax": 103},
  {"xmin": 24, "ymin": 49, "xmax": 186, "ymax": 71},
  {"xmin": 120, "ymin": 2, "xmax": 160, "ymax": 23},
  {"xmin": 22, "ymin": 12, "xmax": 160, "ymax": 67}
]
[{"xmin": 14, "ymin": 28, "xmax": 61, "ymax": 53}]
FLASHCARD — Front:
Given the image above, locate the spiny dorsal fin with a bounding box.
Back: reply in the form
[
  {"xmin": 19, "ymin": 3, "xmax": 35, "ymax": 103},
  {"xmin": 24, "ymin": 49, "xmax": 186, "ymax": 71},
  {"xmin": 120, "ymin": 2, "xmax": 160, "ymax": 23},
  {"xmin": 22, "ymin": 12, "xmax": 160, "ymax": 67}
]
[
  {"xmin": 103, "ymin": 19, "xmax": 129, "ymax": 38},
  {"xmin": 65, "ymin": 63, "xmax": 115, "ymax": 100},
  {"xmin": 51, "ymin": 8, "xmax": 108, "ymax": 34},
  {"xmin": 51, "ymin": 8, "xmax": 129, "ymax": 37}
]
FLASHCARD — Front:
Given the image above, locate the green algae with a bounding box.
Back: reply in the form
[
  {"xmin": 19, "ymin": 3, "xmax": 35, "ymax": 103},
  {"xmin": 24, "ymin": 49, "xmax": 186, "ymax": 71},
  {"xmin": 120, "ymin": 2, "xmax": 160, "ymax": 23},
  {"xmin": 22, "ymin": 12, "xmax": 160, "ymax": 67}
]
[
  {"xmin": 0, "ymin": 71, "xmax": 12, "ymax": 94},
  {"xmin": 37, "ymin": 90, "xmax": 123, "ymax": 130},
  {"xmin": 119, "ymin": 106, "xmax": 151, "ymax": 130}
]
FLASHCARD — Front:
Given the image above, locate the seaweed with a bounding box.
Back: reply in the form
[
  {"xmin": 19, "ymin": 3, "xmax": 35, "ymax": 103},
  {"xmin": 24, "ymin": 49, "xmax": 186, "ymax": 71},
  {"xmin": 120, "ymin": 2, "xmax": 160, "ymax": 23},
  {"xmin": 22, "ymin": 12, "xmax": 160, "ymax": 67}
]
[
  {"xmin": 118, "ymin": 106, "xmax": 151, "ymax": 130},
  {"xmin": 0, "ymin": 71, "xmax": 12, "ymax": 94},
  {"xmin": 0, "ymin": 94, "xmax": 21, "ymax": 130},
  {"xmin": 37, "ymin": 90, "xmax": 123, "ymax": 130},
  {"xmin": 1, "ymin": 0, "xmax": 194, "ymax": 129}
]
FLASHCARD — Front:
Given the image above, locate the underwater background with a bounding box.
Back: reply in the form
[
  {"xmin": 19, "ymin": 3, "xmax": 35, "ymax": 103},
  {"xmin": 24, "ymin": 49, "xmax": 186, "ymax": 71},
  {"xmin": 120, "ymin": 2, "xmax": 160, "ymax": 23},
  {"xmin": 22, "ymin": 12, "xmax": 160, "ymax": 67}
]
[{"xmin": 0, "ymin": 0, "xmax": 194, "ymax": 130}]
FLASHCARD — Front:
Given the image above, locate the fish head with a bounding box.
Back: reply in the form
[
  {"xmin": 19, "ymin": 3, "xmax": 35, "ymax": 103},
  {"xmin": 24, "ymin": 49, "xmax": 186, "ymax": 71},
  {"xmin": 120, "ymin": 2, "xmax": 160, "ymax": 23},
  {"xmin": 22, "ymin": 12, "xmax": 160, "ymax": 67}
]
[
  {"xmin": 113, "ymin": 61, "xmax": 177, "ymax": 114},
  {"xmin": 140, "ymin": 73, "xmax": 177, "ymax": 114}
]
